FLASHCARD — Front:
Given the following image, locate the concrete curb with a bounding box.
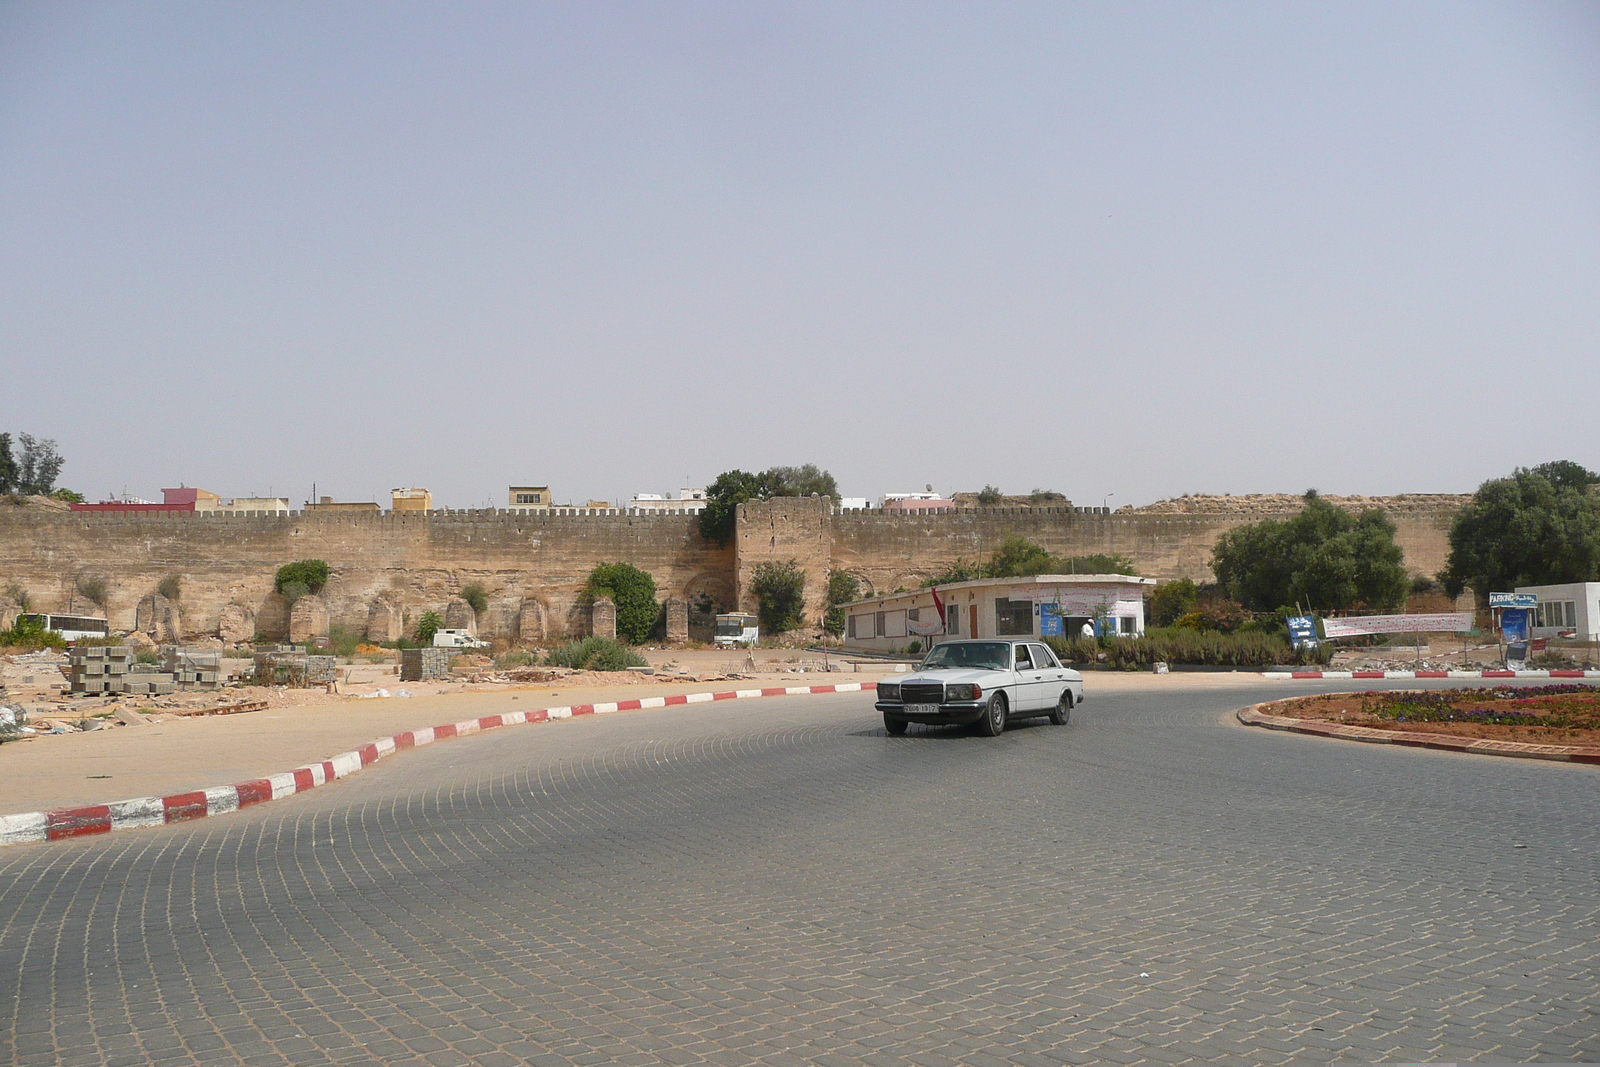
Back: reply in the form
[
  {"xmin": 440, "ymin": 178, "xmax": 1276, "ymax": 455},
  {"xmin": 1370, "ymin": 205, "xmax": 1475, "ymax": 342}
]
[
  {"xmin": 1236, "ymin": 698, "xmax": 1600, "ymax": 766},
  {"xmin": 0, "ymin": 682, "xmax": 878, "ymax": 848},
  {"xmin": 1260, "ymin": 669, "xmax": 1600, "ymax": 680}
]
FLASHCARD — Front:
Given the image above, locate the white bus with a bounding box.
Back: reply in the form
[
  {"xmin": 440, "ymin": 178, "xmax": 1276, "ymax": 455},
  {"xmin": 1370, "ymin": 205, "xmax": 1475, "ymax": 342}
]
[
  {"xmin": 713, "ymin": 613, "xmax": 760, "ymax": 648},
  {"xmin": 19, "ymin": 613, "xmax": 111, "ymax": 642}
]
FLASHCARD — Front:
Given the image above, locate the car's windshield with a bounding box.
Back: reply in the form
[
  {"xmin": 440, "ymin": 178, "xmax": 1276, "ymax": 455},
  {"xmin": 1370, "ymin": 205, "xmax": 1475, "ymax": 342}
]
[{"xmin": 919, "ymin": 642, "xmax": 1011, "ymax": 671}]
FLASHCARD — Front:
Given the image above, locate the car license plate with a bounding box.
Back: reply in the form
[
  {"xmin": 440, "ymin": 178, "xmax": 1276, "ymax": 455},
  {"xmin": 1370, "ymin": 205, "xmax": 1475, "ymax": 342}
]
[{"xmin": 906, "ymin": 703, "xmax": 941, "ymax": 715}]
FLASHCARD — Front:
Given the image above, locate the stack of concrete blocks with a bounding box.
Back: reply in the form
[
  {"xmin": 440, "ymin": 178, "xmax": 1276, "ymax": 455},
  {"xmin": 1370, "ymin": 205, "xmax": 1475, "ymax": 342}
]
[
  {"xmin": 400, "ymin": 647, "xmax": 456, "ymax": 682},
  {"xmin": 253, "ymin": 647, "xmax": 339, "ymax": 686},
  {"xmin": 121, "ymin": 667, "xmax": 178, "ymax": 697},
  {"xmin": 69, "ymin": 645, "xmax": 135, "ymax": 695},
  {"xmin": 591, "ymin": 596, "xmax": 616, "ymax": 640},
  {"xmin": 160, "ymin": 646, "xmax": 221, "ymax": 690}
]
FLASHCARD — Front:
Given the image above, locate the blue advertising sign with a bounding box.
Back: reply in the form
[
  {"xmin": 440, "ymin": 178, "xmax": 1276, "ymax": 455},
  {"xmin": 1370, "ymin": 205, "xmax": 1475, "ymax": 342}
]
[
  {"xmin": 1499, "ymin": 608, "xmax": 1530, "ymax": 642},
  {"xmin": 1286, "ymin": 615, "xmax": 1318, "ymax": 649},
  {"xmin": 1040, "ymin": 603, "xmax": 1064, "ymax": 637},
  {"xmin": 1489, "ymin": 592, "xmax": 1537, "ymax": 609}
]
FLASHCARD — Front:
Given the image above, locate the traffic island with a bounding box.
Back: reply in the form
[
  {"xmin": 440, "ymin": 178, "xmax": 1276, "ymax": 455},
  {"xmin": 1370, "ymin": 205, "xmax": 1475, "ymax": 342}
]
[{"xmin": 1237, "ymin": 685, "xmax": 1600, "ymax": 765}]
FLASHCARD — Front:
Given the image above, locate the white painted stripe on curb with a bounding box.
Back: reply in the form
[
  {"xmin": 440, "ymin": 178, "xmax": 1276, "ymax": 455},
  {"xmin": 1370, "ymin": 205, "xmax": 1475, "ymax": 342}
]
[
  {"xmin": 685, "ymin": 692, "xmax": 713, "ymax": 704},
  {"xmin": 455, "ymin": 720, "xmax": 480, "ymax": 736},
  {"xmin": 267, "ymin": 773, "xmax": 299, "ymax": 800},
  {"xmin": 411, "ymin": 726, "xmax": 436, "ymax": 745},
  {"xmin": 0, "ymin": 812, "xmax": 48, "ymax": 845},
  {"xmin": 204, "ymin": 787, "xmax": 239, "ymax": 816},
  {"xmin": 109, "ymin": 797, "xmax": 165, "ymax": 830},
  {"xmin": 375, "ymin": 737, "xmax": 396, "ymax": 757},
  {"xmin": 547, "ymin": 706, "xmax": 572, "ymax": 719},
  {"xmin": 331, "ymin": 752, "xmax": 363, "ymax": 778},
  {"xmin": 593, "ymin": 702, "xmax": 620, "ymax": 714},
  {"xmin": 835, "ymin": 682, "xmax": 862, "ymax": 692},
  {"xmin": 735, "ymin": 689, "xmax": 763, "ymax": 699},
  {"xmin": 639, "ymin": 697, "xmax": 666, "ymax": 709}
]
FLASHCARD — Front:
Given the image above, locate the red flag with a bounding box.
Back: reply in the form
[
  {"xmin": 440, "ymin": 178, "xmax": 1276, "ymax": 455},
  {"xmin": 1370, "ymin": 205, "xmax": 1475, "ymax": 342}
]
[{"xmin": 931, "ymin": 586, "xmax": 944, "ymax": 616}]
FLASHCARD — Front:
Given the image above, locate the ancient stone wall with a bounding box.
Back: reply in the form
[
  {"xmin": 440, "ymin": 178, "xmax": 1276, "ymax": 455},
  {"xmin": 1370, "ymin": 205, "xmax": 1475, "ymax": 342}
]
[
  {"xmin": 0, "ymin": 496, "xmax": 1457, "ymax": 643},
  {"xmin": 0, "ymin": 508, "xmax": 731, "ymax": 645}
]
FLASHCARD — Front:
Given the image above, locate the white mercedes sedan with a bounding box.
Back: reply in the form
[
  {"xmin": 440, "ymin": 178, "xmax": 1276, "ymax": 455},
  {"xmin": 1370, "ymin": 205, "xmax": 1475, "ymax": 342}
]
[{"xmin": 875, "ymin": 638, "xmax": 1084, "ymax": 736}]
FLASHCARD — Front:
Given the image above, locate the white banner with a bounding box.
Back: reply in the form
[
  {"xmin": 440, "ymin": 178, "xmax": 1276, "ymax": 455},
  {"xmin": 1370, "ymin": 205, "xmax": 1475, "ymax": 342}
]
[
  {"xmin": 1321, "ymin": 612, "xmax": 1474, "ymax": 638},
  {"xmin": 906, "ymin": 610, "xmax": 944, "ymax": 635}
]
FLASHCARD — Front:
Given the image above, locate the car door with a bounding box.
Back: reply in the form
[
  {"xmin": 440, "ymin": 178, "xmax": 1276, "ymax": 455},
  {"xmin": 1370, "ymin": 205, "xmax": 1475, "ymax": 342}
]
[
  {"xmin": 1031, "ymin": 643, "xmax": 1069, "ymax": 709},
  {"xmin": 1012, "ymin": 643, "xmax": 1043, "ymax": 711}
]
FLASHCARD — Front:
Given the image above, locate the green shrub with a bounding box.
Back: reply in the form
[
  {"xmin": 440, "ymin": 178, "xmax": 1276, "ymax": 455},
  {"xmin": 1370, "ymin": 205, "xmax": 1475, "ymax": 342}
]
[
  {"xmin": 75, "ymin": 573, "xmax": 109, "ymax": 609},
  {"xmin": 1149, "ymin": 579, "xmax": 1198, "ymax": 626},
  {"xmin": 750, "ymin": 559, "xmax": 807, "ymax": 634},
  {"xmin": 156, "ymin": 574, "xmax": 182, "ymax": 601},
  {"xmin": 975, "ymin": 485, "xmax": 1004, "ymax": 506},
  {"xmin": 495, "ymin": 650, "xmax": 537, "ymax": 669},
  {"xmin": 274, "ymin": 560, "xmax": 329, "ymax": 597},
  {"xmin": 544, "ymin": 636, "xmax": 648, "ymax": 672},
  {"xmin": 0, "ymin": 615, "xmax": 65, "ymax": 650},
  {"xmin": 415, "ymin": 610, "xmax": 443, "ymax": 644},
  {"xmin": 1045, "ymin": 629, "xmax": 1327, "ymax": 670},
  {"xmin": 325, "ymin": 624, "xmax": 362, "ymax": 658},
  {"xmin": 460, "ymin": 582, "xmax": 489, "ymax": 616},
  {"xmin": 823, "ymin": 570, "xmax": 860, "ymax": 637},
  {"xmin": 584, "ymin": 562, "xmax": 659, "ymax": 643}
]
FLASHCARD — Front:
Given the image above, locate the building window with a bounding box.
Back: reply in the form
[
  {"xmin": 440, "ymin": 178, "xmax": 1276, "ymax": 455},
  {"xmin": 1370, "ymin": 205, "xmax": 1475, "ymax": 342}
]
[
  {"xmin": 946, "ymin": 605, "xmax": 960, "ymax": 634},
  {"xmin": 995, "ymin": 598, "xmax": 1033, "ymax": 636},
  {"xmin": 875, "ymin": 611, "xmax": 886, "ymax": 637},
  {"xmin": 1119, "ymin": 616, "xmax": 1136, "ymax": 635},
  {"xmin": 847, "ymin": 615, "xmax": 858, "ymax": 639},
  {"xmin": 515, "ymin": 493, "xmax": 542, "ymax": 504}
]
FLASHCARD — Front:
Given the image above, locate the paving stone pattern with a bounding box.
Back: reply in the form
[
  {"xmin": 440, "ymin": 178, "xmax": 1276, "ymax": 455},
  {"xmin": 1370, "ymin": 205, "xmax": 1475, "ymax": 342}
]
[{"xmin": 1, "ymin": 682, "xmax": 1597, "ymax": 1066}]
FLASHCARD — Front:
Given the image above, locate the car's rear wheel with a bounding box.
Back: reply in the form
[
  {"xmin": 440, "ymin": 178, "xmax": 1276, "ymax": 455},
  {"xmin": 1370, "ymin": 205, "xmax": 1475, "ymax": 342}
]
[
  {"xmin": 977, "ymin": 692, "xmax": 1007, "ymax": 736},
  {"xmin": 1049, "ymin": 691, "xmax": 1072, "ymax": 726},
  {"xmin": 884, "ymin": 715, "xmax": 908, "ymax": 735}
]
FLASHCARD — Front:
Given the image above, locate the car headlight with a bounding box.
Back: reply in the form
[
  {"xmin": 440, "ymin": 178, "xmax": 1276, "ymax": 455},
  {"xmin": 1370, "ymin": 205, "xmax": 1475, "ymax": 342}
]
[
  {"xmin": 877, "ymin": 682, "xmax": 900, "ymax": 701},
  {"xmin": 945, "ymin": 683, "xmax": 982, "ymax": 701}
]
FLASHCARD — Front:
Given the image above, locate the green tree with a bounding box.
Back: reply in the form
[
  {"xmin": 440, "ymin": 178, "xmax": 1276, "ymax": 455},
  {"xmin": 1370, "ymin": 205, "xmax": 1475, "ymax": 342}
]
[
  {"xmin": 49, "ymin": 488, "xmax": 85, "ymax": 503},
  {"xmin": 14, "ymin": 434, "xmax": 64, "ymax": 495},
  {"xmin": 459, "ymin": 582, "xmax": 489, "ymax": 616},
  {"xmin": 275, "ymin": 560, "xmax": 329, "ymax": 600},
  {"xmin": 415, "ymin": 610, "xmax": 443, "ymax": 644},
  {"xmin": 1149, "ymin": 579, "xmax": 1199, "ymax": 626},
  {"xmin": 760, "ymin": 464, "xmax": 838, "ymax": 499},
  {"xmin": 0, "ymin": 434, "xmax": 14, "ymax": 495},
  {"xmin": 822, "ymin": 570, "xmax": 861, "ymax": 637},
  {"xmin": 585, "ymin": 562, "xmax": 660, "ymax": 644},
  {"xmin": 698, "ymin": 465, "xmax": 841, "ymax": 546},
  {"xmin": 1440, "ymin": 463, "xmax": 1600, "ymax": 599},
  {"xmin": 697, "ymin": 469, "xmax": 764, "ymax": 546},
  {"xmin": 1211, "ymin": 490, "xmax": 1409, "ymax": 612},
  {"xmin": 750, "ymin": 559, "xmax": 807, "ymax": 634}
]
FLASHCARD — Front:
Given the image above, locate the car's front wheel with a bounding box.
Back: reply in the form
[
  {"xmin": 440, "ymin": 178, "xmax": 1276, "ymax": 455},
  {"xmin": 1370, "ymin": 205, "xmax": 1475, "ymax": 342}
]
[
  {"xmin": 976, "ymin": 692, "xmax": 1007, "ymax": 736},
  {"xmin": 884, "ymin": 715, "xmax": 908, "ymax": 735},
  {"xmin": 1049, "ymin": 691, "xmax": 1072, "ymax": 726}
]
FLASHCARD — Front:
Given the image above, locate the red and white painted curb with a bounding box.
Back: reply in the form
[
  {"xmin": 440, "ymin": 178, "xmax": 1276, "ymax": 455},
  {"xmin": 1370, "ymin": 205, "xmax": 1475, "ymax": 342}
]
[
  {"xmin": 1237, "ymin": 701, "xmax": 1600, "ymax": 766},
  {"xmin": 0, "ymin": 682, "xmax": 877, "ymax": 848},
  {"xmin": 1261, "ymin": 669, "xmax": 1600, "ymax": 680}
]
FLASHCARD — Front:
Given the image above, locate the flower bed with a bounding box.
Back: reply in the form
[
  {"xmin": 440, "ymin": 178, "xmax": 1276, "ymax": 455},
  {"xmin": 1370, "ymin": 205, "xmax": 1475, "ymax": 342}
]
[{"xmin": 1271, "ymin": 685, "xmax": 1600, "ymax": 744}]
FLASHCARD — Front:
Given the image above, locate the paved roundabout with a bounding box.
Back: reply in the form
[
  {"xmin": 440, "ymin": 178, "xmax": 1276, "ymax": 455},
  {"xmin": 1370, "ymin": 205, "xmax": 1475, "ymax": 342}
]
[{"xmin": 2, "ymin": 680, "xmax": 1597, "ymax": 1066}]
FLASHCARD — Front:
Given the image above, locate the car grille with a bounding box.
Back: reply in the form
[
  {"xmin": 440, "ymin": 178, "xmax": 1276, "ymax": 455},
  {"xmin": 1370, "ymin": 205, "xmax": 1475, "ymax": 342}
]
[{"xmin": 900, "ymin": 682, "xmax": 945, "ymax": 704}]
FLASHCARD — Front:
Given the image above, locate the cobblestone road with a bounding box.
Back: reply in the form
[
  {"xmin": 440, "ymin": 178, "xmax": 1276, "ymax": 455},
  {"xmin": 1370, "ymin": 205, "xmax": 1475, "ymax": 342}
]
[{"xmin": 2, "ymin": 682, "xmax": 1597, "ymax": 1066}]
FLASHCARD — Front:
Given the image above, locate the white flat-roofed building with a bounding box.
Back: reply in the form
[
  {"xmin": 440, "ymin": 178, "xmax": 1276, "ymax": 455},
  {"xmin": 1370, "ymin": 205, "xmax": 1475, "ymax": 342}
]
[
  {"xmin": 1515, "ymin": 582, "xmax": 1600, "ymax": 640},
  {"xmin": 839, "ymin": 573, "xmax": 1156, "ymax": 653},
  {"xmin": 629, "ymin": 488, "xmax": 707, "ymax": 513}
]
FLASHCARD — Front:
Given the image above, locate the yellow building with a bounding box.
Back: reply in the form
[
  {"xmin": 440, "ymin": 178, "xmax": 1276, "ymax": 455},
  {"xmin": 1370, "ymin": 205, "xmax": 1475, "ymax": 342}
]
[
  {"xmin": 508, "ymin": 486, "xmax": 551, "ymax": 511},
  {"xmin": 391, "ymin": 487, "xmax": 432, "ymax": 512}
]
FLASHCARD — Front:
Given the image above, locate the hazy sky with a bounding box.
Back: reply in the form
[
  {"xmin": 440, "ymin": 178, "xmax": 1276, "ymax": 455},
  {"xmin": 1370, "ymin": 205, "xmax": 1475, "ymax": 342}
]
[{"xmin": 4, "ymin": 2, "xmax": 1597, "ymax": 509}]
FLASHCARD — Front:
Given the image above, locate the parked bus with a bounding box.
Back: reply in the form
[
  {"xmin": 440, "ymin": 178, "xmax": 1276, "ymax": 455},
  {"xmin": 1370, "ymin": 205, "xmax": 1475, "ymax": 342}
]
[
  {"xmin": 713, "ymin": 613, "xmax": 760, "ymax": 648},
  {"xmin": 18, "ymin": 613, "xmax": 111, "ymax": 642}
]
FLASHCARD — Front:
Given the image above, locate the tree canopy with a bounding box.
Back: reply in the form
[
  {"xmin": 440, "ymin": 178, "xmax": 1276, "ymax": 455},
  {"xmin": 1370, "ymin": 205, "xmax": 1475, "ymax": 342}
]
[
  {"xmin": 697, "ymin": 465, "xmax": 840, "ymax": 545},
  {"xmin": 1210, "ymin": 491, "xmax": 1409, "ymax": 612},
  {"xmin": 0, "ymin": 433, "xmax": 66, "ymax": 496},
  {"xmin": 925, "ymin": 537, "xmax": 1136, "ymax": 586},
  {"xmin": 750, "ymin": 559, "xmax": 807, "ymax": 634},
  {"xmin": 1440, "ymin": 463, "xmax": 1600, "ymax": 599},
  {"xmin": 585, "ymin": 561, "xmax": 660, "ymax": 644}
]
